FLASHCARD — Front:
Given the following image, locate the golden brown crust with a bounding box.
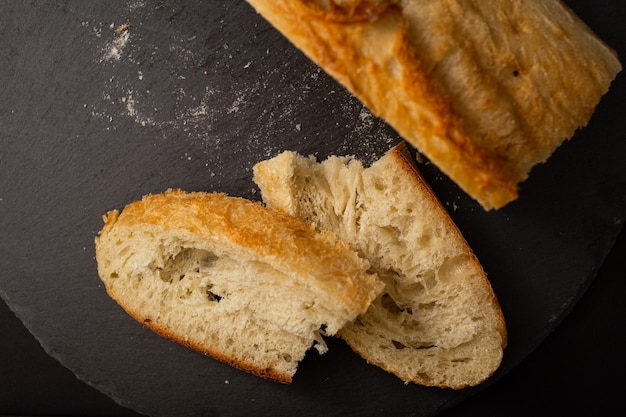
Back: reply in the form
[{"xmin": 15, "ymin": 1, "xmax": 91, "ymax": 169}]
[
  {"xmin": 246, "ymin": 0, "xmax": 621, "ymax": 209},
  {"xmin": 105, "ymin": 190, "xmax": 378, "ymax": 314},
  {"xmin": 96, "ymin": 189, "xmax": 383, "ymax": 384}
]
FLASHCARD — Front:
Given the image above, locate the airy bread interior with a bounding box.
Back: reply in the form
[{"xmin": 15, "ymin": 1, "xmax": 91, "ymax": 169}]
[
  {"xmin": 95, "ymin": 190, "xmax": 382, "ymax": 383},
  {"xmin": 254, "ymin": 143, "xmax": 507, "ymax": 388}
]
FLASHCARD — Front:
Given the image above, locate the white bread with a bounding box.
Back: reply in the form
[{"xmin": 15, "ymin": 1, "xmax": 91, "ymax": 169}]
[
  {"xmin": 246, "ymin": 0, "xmax": 622, "ymax": 209},
  {"xmin": 94, "ymin": 189, "xmax": 383, "ymax": 383},
  {"xmin": 254, "ymin": 142, "xmax": 507, "ymax": 388}
]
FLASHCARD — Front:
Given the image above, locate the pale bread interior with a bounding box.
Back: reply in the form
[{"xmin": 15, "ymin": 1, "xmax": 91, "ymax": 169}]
[
  {"xmin": 254, "ymin": 143, "xmax": 507, "ymax": 388},
  {"xmin": 95, "ymin": 190, "xmax": 382, "ymax": 383}
]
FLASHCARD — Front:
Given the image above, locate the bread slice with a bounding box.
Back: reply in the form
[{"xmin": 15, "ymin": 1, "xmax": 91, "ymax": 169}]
[
  {"xmin": 94, "ymin": 189, "xmax": 383, "ymax": 383},
  {"xmin": 253, "ymin": 143, "xmax": 507, "ymax": 388},
  {"xmin": 246, "ymin": 0, "xmax": 622, "ymax": 210}
]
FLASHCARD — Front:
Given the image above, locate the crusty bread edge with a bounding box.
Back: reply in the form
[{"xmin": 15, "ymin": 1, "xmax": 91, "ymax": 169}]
[
  {"xmin": 388, "ymin": 142, "xmax": 508, "ymax": 349},
  {"xmin": 244, "ymin": 0, "xmax": 520, "ymax": 209},
  {"xmin": 330, "ymin": 142, "xmax": 507, "ymax": 388},
  {"xmin": 245, "ymin": 0, "xmax": 621, "ymax": 210},
  {"xmin": 95, "ymin": 200, "xmax": 298, "ymax": 384},
  {"xmin": 102, "ymin": 287, "xmax": 294, "ymax": 384}
]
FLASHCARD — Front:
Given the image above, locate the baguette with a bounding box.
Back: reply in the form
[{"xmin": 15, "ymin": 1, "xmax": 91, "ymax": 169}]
[
  {"xmin": 254, "ymin": 143, "xmax": 507, "ymax": 388},
  {"xmin": 94, "ymin": 189, "xmax": 383, "ymax": 383},
  {"xmin": 246, "ymin": 0, "xmax": 622, "ymax": 209}
]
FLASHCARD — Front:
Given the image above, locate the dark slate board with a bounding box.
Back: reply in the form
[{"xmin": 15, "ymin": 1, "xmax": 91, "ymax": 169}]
[{"xmin": 0, "ymin": 1, "xmax": 624, "ymax": 416}]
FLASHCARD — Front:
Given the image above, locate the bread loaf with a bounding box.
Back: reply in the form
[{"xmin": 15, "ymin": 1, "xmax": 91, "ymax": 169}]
[
  {"xmin": 254, "ymin": 143, "xmax": 507, "ymax": 388},
  {"xmin": 246, "ymin": 0, "xmax": 622, "ymax": 209},
  {"xmin": 94, "ymin": 189, "xmax": 383, "ymax": 383}
]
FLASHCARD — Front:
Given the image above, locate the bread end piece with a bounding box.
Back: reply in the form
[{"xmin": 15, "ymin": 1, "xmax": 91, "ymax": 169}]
[
  {"xmin": 246, "ymin": 0, "xmax": 621, "ymax": 209},
  {"xmin": 95, "ymin": 189, "xmax": 383, "ymax": 383}
]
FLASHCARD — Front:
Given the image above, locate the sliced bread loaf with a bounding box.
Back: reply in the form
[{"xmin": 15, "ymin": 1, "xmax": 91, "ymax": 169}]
[
  {"xmin": 95, "ymin": 189, "xmax": 383, "ymax": 383},
  {"xmin": 254, "ymin": 143, "xmax": 507, "ymax": 388},
  {"xmin": 246, "ymin": 0, "xmax": 621, "ymax": 209}
]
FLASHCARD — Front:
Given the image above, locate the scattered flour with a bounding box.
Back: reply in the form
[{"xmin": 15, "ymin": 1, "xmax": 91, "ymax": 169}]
[
  {"xmin": 120, "ymin": 90, "xmax": 155, "ymax": 127},
  {"xmin": 85, "ymin": 6, "xmax": 225, "ymax": 144},
  {"xmin": 101, "ymin": 29, "xmax": 130, "ymax": 62},
  {"xmin": 84, "ymin": 0, "xmax": 395, "ymax": 172},
  {"xmin": 126, "ymin": 0, "xmax": 146, "ymax": 11}
]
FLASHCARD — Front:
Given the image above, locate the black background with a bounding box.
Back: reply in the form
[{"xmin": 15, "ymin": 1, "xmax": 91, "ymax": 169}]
[
  {"xmin": 1, "ymin": 1, "xmax": 625, "ymax": 416},
  {"xmin": 1, "ymin": 228, "xmax": 623, "ymax": 416}
]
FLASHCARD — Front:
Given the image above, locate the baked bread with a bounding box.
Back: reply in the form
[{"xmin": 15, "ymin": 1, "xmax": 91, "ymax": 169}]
[
  {"xmin": 94, "ymin": 189, "xmax": 383, "ymax": 383},
  {"xmin": 253, "ymin": 142, "xmax": 507, "ymax": 388},
  {"xmin": 246, "ymin": 0, "xmax": 622, "ymax": 209}
]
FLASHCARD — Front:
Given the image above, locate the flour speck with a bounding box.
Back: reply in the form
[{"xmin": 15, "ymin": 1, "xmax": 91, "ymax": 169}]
[{"xmin": 101, "ymin": 30, "xmax": 130, "ymax": 62}]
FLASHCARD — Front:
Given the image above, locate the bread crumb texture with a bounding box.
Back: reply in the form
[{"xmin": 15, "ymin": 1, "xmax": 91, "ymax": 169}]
[
  {"xmin": 254, "ymin": 143, "xmax": 507, "ymax": 388},
  {"xmin": 95, "ymin": 189, "xmax": 382, "ymax": 383}
]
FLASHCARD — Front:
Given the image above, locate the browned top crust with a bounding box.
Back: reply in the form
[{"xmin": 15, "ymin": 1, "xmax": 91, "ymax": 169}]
[
  {"xmin": 99, "ymin": 190, "xmax": 378, "ymax": 312},
  {"xmin": 246, "ymin": 0, "xmax": 621, "ymax": 209},
  {"xmin": 95, "ymin": 190, "xmax": 382, "ymax": 383}
]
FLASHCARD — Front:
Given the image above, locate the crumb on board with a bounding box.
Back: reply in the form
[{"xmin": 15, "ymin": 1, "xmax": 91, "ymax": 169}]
[{"xmin": 115, "ymin": 23, "xmax": 130, "ymax": 35}]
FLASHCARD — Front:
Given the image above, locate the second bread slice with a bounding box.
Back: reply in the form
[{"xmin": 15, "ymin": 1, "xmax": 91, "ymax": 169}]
[{"xmin": 254, "ymin": 143, "xmax": 507, "ymax": 388}]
